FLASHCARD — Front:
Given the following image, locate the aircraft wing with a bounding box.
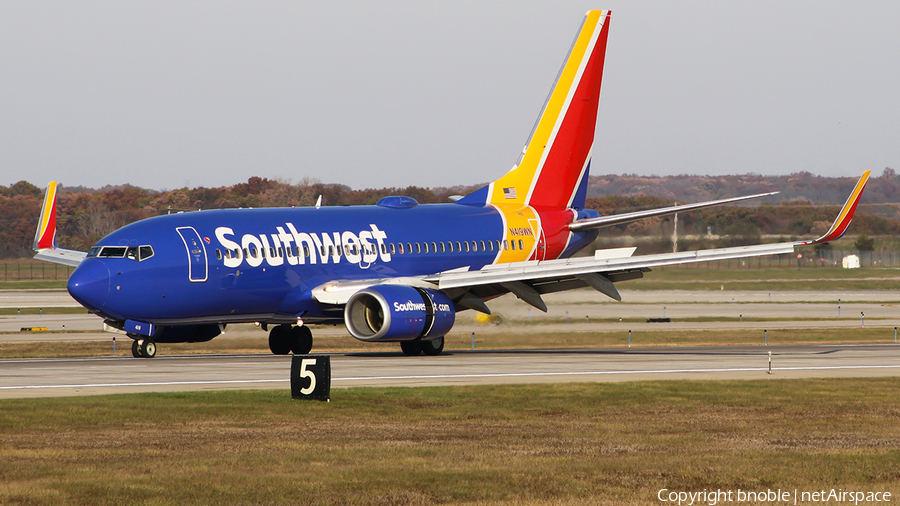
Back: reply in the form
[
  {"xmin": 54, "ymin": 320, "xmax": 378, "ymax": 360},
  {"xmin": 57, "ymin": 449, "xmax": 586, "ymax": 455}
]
[
  {"xmin": 568, "ymin": 191, "xmax": 779, "ymax": 231},
  {"xmin": 313, "ymin": 171, "xmax": 870, "ymax": 312},
  {"xmin": 34, "ymin": 248, "xmax": 86, "ymax": 267}
]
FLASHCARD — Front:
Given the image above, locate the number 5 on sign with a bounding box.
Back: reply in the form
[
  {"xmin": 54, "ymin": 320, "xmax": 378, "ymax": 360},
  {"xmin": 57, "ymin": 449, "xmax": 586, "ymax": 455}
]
[{"xmin": 291, "ymin": 355, "xmax": 331, "ymax": 401}]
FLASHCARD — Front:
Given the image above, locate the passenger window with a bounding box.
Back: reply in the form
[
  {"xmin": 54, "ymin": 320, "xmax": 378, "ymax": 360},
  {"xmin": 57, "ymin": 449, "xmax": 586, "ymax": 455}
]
[
  {"xmin": 455, "ymin": 241, "xmax": 461, "ymax": 252},
  {"xmin": 415, "ymin": 243, "xmax": 421, "ymax": 254},
  {"xmin": 406, "ymin": 243, "xmax": 413, "ymax": 254},
  {"xmin": 431, "ymin": 242, "xmax": 437, "ymax": 253},
  {"xmin": 328, "ymin": 246, "xmax": 334, "ymax": 257},
  {"xmin": 471, "ymin": 241, "xmax": 477, "ymax": 251},
  {"xmin": 488, "ymin": 241, "xmax": 494, "ymax": 252},
  {"xmin": 510, "ymin": 241, "xmax": 516, "ymax": 251},
  {"xmin": 480, "ymin": 241, "xmax": 486, "ymax": 252},
  {"xmin": 423, "ymin": 243, "xmax": 429, "ymax": 253},
  {"xmin": 251, "ymin": 247, "xmax": 258, "ymax": 258},
  {"xmin": 440, "ymin": 242, "xmax": 446, "ymax": 253},
  {"xmin": 269, "ymin": 247, "xmax": 275, "ymax": 258},
  {"xmin": 464, "ymin": 242, "xmax": 470, "ymax": 252},
  {"xmin": 216, "ymin": 249, "xmax": 223, "ymax": 260},
  {"xmin": 519, "ymin": 239, "xmax": 524, "ymax": 250},
  {"xmin": 303, "ymin": 246, "xmax": 310, "ymax": 258},
  {"xmin": 243, "ymin": 248, "xmax": 249, "ymax": 258}
]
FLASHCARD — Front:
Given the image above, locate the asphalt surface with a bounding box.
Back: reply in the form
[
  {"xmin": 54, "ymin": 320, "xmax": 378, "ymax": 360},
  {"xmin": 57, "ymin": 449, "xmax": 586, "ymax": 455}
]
[
  {"xmin": 2, "ymin": 289, "xmax": 900, "ymax": 399},
  {"xmin": 2, "ymin": 344, "xmax": 899, "ymax": 399}
]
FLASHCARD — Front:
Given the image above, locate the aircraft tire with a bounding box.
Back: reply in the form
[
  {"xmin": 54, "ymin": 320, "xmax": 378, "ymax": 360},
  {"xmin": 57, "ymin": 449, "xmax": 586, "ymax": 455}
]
[
  {"xmin": 290, "ymin": 326, "xmax": 313, "ymax": 355},
  {"xmin": 422, "ymin": 336, "xmax": 444, "ymax": 356},
  {"xmin": 131, "ymin": 339, "xmax": 142, "ymax": 358},
  {"xmin": 400, "ymin": 341, "xmax": 424, "ymax": 356},
  {"xmin": 140, "ymin": 340, "xmax": 157, "ymax": 358},
  {"xmin": 268, "ymin": 324, "xmax": 292, "ymax": 355}
]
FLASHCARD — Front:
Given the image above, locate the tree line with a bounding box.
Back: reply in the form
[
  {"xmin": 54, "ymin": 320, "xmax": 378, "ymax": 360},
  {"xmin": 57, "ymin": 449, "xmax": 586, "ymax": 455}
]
[{"xmin": 1, "ymin": 172, "xmax": 897, "ymax": 259}]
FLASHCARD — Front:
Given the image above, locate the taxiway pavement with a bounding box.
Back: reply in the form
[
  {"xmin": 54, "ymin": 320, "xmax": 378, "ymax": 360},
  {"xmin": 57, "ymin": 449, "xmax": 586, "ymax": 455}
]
[{"xmin": 2, "ymin": 344, "xmax": 899, "ymax": 399}]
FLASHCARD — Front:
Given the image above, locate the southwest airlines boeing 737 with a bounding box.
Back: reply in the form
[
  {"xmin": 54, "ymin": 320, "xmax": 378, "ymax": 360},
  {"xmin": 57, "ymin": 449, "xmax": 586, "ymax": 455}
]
[{"xmin": 33, "ymin": 11, "xmax": 870, "ymax": 358}]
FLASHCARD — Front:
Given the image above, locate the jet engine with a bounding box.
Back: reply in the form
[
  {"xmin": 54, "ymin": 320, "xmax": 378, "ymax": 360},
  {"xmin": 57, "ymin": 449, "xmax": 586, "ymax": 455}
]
[{"xmin": 344, "ymin": 285, "xmax": 455, "ymax": 341}]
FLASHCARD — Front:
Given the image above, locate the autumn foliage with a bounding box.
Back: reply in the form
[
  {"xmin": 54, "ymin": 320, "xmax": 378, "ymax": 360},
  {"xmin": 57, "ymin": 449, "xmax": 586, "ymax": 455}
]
[{"xmin": 2, "ymin": 169, "xmax": 898, "ymax": 259}]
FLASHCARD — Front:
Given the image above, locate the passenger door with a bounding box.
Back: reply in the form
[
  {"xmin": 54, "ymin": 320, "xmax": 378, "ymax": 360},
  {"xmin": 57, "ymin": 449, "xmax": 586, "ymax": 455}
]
[{"xmin": 176, "ymin": 227, "xmax": 208, "ymax": 282}]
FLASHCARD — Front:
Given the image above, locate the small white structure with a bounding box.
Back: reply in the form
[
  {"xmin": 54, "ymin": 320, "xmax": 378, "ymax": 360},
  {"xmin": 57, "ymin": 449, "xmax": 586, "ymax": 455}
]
[{"xmin": 842, "ymin": 255, "xmax": 860, "ymax": 269}]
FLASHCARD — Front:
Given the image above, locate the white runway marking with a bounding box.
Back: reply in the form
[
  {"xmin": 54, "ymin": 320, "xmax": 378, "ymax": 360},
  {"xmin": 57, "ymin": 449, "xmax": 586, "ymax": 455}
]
[{"xmin": 4, "ymin": 364, "xmax": 900, "ymax": 392}]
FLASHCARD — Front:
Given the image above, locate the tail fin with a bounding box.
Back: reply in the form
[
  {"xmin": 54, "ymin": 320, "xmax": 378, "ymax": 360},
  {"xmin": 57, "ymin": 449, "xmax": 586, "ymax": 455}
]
[
  {"xmin": 34, "ymin": 181, "xmax": 59, "ymax": 251},
  {"xmin": 458, "ymin": 10, "xmax": 611, "ymax": 209}
]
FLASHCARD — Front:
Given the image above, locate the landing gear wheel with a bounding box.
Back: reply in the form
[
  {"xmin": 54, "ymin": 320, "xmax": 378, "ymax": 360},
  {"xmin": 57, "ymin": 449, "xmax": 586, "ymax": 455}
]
[
  {"xmin": 400, "ymin": 341, "xmax": 424, "ymax": 356},
  {"xmin": 290, "ymin": 326, "xmax": 313, "ymax": 354},
  {"xmin": 268, "ymin": 324, "xmax": 292, "ymax": 355},
  {"xmin": 140, "ymin": 340, "xmax": 157, "ymax": 358},
  {"xmin": 131, "ymin": 339, "xmax": 142, "ymax": 358},
  {"xmin": 422, "ymin": 336, "xmax": 445, "ymax": 356}
]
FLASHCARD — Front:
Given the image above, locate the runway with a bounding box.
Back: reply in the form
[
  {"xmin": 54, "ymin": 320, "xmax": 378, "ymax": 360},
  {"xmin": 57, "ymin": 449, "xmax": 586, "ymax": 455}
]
[{"xmin": 2, "ymin": 344, "xmax": 900, "ymax": 399}]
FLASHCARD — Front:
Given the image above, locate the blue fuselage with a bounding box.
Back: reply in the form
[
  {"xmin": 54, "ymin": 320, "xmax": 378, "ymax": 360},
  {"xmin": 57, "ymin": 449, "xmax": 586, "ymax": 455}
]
[{"xmin": 68, "ymin": 202, "xmax": 596, "ymax": 329}]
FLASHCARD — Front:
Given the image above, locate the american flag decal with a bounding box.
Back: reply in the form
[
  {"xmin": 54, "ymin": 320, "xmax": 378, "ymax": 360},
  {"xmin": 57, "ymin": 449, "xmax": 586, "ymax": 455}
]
[{"xmin": 503, "ymin": 187, "xmax": 517, "ymax": 199}]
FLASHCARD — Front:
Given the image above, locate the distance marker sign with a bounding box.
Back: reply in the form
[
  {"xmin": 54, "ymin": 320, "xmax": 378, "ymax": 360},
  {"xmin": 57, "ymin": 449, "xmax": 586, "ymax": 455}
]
[{"xmin": 291, "ymin": 355, "xmax": 331, "ymax": 401}]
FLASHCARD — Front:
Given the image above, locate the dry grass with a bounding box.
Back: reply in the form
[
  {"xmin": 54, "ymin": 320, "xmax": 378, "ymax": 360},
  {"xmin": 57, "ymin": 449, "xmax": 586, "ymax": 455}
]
[
  {"xmin": 1, "ymin": 379, "xmax": 899, "ymax": 505},
  {"xmin": 2, "ymin": 326, "xmax": 898, "ymax": 359}
]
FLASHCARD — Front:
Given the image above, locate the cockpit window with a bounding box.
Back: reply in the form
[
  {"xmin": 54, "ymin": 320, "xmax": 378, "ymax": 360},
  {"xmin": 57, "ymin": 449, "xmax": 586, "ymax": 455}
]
[
  {"xmin": 89, "ymin": 245, "xmax": 154, "ymax": 261},
  {"xmin": 98, "ymin": 246, "xmax": 127, "ymax": 258}
]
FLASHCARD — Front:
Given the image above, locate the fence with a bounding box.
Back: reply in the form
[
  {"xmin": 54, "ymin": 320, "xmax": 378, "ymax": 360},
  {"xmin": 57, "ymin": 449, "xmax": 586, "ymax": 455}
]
[
  {"xmin": 0, "ymin": 249, "xmax": 895, "ymax": 281},
  {"xmin": 0, "ymin": 259, "xmax": 74, "ymax": 281},
  {"xmin": 660, "ymin": 250, "xmax": 898, "ymax": 270}
]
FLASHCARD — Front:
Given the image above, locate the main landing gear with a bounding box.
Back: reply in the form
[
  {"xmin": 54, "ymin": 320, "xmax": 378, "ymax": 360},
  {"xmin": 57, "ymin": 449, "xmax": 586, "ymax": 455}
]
[
  {"xmin": 400, "ymin": 336, "xmax": 445, "ymax": 356},
  {"xmin": 131, "ymin": 338, "xmax": 157, "ymax": 358},
  {"xmin": 268, "ymin": 324, "xmax": 313, "ymax": 355}
]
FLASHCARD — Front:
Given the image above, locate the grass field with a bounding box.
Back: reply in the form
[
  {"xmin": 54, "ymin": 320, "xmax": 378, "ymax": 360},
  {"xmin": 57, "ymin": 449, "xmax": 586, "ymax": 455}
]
[{"xmin": 1, "ymin": 379, "xmax": 898, "ymax": 505}]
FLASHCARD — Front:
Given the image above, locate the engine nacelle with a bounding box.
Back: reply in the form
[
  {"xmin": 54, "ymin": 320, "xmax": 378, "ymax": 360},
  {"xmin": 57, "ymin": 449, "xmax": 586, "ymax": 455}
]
[{"xmin": 344, "ymin": 285, "xmax": 455, "ymax": 341}]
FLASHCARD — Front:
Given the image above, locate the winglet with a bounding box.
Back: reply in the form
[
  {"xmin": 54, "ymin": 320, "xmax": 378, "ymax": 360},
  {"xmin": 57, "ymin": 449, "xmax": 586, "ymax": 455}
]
[
  {"xmin": 34, "ymin": 181, "xmax": 59, "ymax": 251},
  {"xmin": 33, "ymin": 182, "xmax": 86, "ymax": 267},
  {"xmin": 798, "ymin": 171, "xmax": 871, "ymax": 246}
]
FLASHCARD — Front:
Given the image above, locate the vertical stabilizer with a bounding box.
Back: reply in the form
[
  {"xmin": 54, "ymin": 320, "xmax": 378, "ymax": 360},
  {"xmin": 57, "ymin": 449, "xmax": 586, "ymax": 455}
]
[{"xmin": 458, "ymin": 10, "xmax": 611, "ymax": 209}]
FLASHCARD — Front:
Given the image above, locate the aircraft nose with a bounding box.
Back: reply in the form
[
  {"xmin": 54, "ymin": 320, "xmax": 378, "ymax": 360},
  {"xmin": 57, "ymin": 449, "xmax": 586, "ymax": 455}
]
[{"xmin": 67, "ymin": 260, "xmax": 110, "ymax": 310}]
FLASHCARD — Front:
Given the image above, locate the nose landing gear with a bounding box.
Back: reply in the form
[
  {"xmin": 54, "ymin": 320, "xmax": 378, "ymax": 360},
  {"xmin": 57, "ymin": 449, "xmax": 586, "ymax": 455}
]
[{"xmin": 268, "ymin": 324, "xmax": 313, "ymax": 355}]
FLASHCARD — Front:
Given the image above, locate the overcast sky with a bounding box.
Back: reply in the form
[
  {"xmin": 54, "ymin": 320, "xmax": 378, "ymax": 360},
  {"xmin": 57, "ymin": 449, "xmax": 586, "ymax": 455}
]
[{"xmin": 1, "ymin": 1, "xmax": 898, "ymax": 191}]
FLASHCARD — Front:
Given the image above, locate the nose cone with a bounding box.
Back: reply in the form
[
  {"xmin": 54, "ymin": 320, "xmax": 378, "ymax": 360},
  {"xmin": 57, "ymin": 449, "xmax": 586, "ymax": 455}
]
[{"xmin": 68, "ymin": 260, "xmax": 110, "ymax": 311}]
